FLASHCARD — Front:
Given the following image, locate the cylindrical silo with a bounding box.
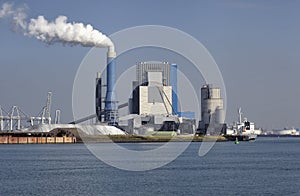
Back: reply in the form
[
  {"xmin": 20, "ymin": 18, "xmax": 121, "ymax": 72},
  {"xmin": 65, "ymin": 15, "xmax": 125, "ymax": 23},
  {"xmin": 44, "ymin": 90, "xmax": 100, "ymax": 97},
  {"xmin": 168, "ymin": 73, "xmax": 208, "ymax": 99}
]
[{"xmin": 200, "ymin": 84, "xmax": 224, "ymax": 125}]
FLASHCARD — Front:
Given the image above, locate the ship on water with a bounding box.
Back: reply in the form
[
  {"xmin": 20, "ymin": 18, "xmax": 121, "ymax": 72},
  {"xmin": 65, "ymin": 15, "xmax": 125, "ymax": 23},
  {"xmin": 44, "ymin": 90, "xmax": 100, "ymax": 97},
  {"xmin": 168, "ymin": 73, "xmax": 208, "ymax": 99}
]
[{"xmin": 226, "ymin": 108, "xmax": 257, "ymax": 141}]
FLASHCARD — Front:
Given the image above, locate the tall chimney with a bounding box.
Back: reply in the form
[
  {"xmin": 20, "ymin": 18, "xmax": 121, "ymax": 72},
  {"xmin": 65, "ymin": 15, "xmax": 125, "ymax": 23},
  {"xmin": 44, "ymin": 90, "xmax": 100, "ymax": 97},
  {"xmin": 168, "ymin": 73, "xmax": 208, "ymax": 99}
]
[{"xmin": 104, "ymin": 46, "xmax": 118, "ymax": 125}]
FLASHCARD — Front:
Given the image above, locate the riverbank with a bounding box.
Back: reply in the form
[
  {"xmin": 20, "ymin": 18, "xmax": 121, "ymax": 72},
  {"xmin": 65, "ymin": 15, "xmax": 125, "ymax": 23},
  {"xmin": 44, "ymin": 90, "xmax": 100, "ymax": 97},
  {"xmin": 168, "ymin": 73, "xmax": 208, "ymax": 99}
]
[
  {"xmin": 0, "ymin": 132, "xmax": 228, "ymax": 144},
  {"xmin": 78, "ymin": 135, "xmax": 228, "ymax": 143}
]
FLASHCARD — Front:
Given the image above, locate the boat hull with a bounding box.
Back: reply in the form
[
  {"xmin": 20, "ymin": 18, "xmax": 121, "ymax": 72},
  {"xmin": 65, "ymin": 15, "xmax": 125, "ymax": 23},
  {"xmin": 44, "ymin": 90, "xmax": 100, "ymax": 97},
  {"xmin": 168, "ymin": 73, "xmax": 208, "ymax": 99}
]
[{"xmin": 225, "ymin": 134, "xmax": 257, "ymax": 141}]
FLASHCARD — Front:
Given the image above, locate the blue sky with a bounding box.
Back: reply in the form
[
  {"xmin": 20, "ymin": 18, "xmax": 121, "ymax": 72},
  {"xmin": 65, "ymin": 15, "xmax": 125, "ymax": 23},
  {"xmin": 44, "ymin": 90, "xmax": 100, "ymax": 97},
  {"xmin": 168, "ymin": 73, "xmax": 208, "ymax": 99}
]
[{"xmin": 0, "ymin": 0, "xmax": 299, "ymax": 130}]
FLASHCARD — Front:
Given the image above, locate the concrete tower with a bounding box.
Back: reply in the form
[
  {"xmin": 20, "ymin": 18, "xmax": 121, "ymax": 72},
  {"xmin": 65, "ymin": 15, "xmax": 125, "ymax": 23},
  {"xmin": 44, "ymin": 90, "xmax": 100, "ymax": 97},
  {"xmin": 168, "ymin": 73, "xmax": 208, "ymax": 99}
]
[{"xmin": 197, "ymin": 84, "xmax": 226, "ymax": 135}]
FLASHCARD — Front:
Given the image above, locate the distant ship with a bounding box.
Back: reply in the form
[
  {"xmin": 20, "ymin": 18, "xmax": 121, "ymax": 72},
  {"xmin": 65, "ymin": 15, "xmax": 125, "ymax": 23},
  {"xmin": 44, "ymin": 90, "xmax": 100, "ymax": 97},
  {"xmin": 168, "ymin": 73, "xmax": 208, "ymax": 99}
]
[{"xmin": 226, "ymin": 108, "xmax": 257, "ymax": 141}]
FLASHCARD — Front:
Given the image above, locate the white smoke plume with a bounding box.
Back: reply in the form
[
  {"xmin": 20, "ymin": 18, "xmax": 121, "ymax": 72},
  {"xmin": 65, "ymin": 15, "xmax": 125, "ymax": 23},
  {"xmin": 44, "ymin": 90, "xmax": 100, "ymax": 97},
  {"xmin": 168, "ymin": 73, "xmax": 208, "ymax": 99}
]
[
  {"xmin": 0, "ymin": 2, "xmax": 114, "ymax": 50},
  {"xmin": 0, "ymin": 2, "xmax": 28, "ymax": 32},
  {"xmin": 0, "ymin": 2, "xmax": 13, "ymax": 18}
]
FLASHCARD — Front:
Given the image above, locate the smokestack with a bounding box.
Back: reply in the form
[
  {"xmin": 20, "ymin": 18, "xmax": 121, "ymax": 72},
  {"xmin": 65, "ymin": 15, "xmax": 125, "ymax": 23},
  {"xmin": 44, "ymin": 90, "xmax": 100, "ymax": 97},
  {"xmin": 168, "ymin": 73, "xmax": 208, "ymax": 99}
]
[
  {"xmin": 105, "ymin": 46, "xmax": 118, "ymax": 125},
  {"xmin": 96, "ymin": 72, "xmax": 102, "ymax": 122}
]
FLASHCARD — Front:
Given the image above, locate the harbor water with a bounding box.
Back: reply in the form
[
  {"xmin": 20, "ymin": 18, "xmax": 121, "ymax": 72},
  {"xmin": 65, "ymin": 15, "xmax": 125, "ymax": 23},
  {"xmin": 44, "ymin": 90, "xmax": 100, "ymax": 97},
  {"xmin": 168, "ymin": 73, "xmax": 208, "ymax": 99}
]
[{"xmin": 1, "ymin": 137, "xmax": 300, "ymax": 195}]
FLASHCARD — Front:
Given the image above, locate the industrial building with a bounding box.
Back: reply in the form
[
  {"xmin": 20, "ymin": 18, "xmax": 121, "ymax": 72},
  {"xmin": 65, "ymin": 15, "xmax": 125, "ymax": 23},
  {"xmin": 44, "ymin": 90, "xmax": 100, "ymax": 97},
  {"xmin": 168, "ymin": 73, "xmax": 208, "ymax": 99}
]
[
  {"xmin": 118, "ymin": 61, "xmax": 196, "ymax": 135},
  {"xmin": 130, "ymin": 61, "xmax": 174, "ymax": 115},
  {"xmin": 197, "ymin": 84, "xmax": 226, "ymax": 135}
]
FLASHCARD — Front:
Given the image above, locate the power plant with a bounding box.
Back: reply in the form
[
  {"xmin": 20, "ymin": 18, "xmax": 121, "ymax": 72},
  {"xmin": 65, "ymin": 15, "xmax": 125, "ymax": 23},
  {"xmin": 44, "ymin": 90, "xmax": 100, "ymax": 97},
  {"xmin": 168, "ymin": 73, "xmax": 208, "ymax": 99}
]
[
  {"xmin": 0, "ymin": 14, "xmax": 227, "ymax": 137},
  {"xmin": 0, "ymin": 43, "xmax": 228, "ymax": 139},
  {"xmin": 1, "ymin": 2, "xmax": 274, "ymax": 143},
  {"xmin": 0, "ymin": 54, "xmax": 227, "ymax": 137},
  {"xmin": 94, "ymin": 60, "xmax": 196, "ymax": 135}
]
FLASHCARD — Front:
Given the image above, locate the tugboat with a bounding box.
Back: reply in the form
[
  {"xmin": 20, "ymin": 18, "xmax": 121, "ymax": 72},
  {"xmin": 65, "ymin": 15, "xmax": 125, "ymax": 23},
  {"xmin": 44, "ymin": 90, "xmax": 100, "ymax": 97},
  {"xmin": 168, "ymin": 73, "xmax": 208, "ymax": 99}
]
[{"xmin": 225, "ymin": 108, "xmax": 257, "ymax": 141}]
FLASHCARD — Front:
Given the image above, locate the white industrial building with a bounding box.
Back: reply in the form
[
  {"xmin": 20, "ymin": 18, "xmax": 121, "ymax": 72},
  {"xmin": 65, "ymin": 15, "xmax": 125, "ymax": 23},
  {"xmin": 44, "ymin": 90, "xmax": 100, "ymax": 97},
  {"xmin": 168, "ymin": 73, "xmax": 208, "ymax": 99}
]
[{"xmin": 119, "ymin": 61, "xmax": 195, "ymax": 135}]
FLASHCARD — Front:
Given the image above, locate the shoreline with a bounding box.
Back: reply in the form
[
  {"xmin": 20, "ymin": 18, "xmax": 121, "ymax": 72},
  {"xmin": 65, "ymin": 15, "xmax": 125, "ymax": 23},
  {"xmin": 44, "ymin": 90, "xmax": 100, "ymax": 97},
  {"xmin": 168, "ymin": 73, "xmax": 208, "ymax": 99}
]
[
  {"xmin": 0, "ymin": 133, "xmax": 228, "ymax": 144},
  {"xmin": 1, "ymin": 133, "xmax": 300, "ymax": 145},
  {"xmin": 78, "ymin": 135, "xmax": 228, "ymax": 143}
]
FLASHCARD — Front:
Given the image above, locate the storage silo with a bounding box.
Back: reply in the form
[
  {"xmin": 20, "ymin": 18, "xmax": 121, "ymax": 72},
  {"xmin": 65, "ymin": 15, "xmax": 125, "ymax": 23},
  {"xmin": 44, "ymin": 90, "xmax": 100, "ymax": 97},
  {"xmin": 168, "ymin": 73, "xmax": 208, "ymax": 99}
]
[{"xmin": 198, "ymin": 84, "xmax": 226, "ymax": 135}]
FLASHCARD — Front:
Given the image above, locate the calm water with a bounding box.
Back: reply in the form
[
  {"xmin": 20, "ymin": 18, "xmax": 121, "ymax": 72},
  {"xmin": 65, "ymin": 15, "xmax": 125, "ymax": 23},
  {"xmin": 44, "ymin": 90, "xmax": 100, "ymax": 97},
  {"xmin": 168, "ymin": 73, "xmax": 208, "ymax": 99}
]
[{"xmin": 1, "ymin": 137, "xmax": 300, "ymax": 196}]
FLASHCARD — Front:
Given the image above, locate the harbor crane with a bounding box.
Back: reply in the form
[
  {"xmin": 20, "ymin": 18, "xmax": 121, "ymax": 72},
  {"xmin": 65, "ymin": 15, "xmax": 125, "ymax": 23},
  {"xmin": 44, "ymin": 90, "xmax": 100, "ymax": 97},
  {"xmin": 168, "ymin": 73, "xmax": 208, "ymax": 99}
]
[{"xmin": 0, "ymin": 92, "xmax": 58, "ymax": 131}]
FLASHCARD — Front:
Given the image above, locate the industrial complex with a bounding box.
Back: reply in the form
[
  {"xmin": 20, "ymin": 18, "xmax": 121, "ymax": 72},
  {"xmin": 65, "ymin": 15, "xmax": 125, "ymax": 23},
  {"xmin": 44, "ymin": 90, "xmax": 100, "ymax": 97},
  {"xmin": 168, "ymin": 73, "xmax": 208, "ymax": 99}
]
[
  {"xmin": 0, "ymin": 46, "xmax": 227, "ymax": 139},
  {"xmin": 0, "ymin": 37, "xmax": 256, "ymax": 141},
  {"xmin": 1, "ymin": 39, "xmax": 294, "ymax": 143}
]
